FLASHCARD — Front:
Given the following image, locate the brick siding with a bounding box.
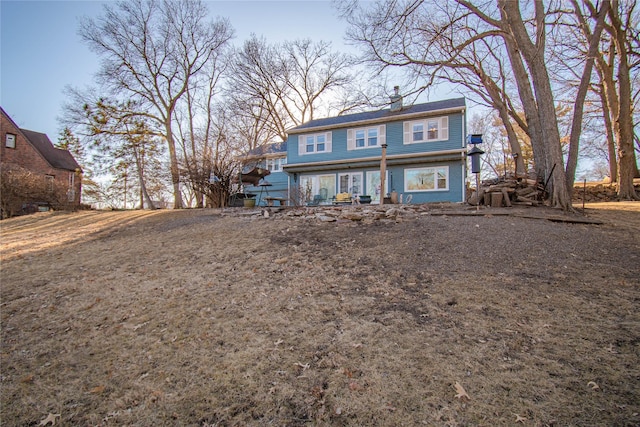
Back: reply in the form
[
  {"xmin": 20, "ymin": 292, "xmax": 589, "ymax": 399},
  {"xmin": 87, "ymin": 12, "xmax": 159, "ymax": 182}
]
[{"xmin": 1, "ymin": 110, "xmax": 82, "ymax": 205}]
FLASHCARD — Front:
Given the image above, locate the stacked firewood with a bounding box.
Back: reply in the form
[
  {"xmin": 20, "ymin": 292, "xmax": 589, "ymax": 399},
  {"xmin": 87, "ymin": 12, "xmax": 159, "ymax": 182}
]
[{"xmin": 468, "ymin": 176, "xmax": 544, "ymax": 207}]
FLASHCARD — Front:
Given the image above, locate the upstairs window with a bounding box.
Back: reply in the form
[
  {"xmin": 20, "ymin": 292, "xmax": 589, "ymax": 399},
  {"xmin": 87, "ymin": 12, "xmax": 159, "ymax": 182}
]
[
  {"xmin": 412, "ymin": 123, "xmax": 424, "ymax": 142},
  {"xmin": 403, "ymin": 117, "xmax": 449, "ymax": 144},
  {"xmin": 427, "ymin": 119, "xmax": 440, "ymax": 140},
  {"xmin": 5, "ymin": 133, "xmax": 16, "ymax": 148},
  {"xmin": 368, "ymin": 128, "xmax": 378, "ymax": 146},
  {"xmin": 355, "ymin": 130, "xmax": 365, "ymax": 148},
  {"xmin": 266, "ymin": 157, "xmax": 286, "ymax": 172},
  {"xmin": 347, "ymin": 125, "xmax": 385, "ymax": 150},
  {"xmin": 298, "ymin": 132, "xmax": 332, "ymax": 155}
]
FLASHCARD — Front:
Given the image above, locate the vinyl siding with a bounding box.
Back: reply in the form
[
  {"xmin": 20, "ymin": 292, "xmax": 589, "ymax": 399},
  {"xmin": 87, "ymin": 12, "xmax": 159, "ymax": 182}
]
[
  {"xmin": 286, "ymin": 112, "xmax": 465, "ymax": 165},
  {"xmin": 244, "ymin": 170, "xmax": 289, "ymax": 206},
  {"xmin": 283, "ymin": 105, "xmax": 467, "ymax": 205},
  {"xmin": 386, "ymin": 160, "xmax": 465, "ymax": 203},
  {"xmin": 287, "ymin": 160, "xmax": 464, "ymax": 204}
]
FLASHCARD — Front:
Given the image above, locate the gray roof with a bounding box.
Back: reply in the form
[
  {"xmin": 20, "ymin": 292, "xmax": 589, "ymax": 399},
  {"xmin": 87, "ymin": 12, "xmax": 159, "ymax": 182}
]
[
  {"xmin": 247, "ymin": 141, "xmax": 287, "ymax": 156},
  {"xmin": 20, "ymin": 129, "xmax": 82, "ymax": 172},
  {"xmin": 289, "ymin": 97, "xmax": 466, "ymax": 134}
]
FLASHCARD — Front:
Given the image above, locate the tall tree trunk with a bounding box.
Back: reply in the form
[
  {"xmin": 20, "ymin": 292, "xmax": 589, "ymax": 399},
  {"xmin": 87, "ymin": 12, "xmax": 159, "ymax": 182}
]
[
  {"xmin": 566, "ymin": 0, "xmax": 609, "ymax": 191},
  {"xmin": 597, "ymin": 83, "xmax": 619, "ymax": 181},
  {"xmin": 480, "ymin": 69, "xmax": 526, "ymax": 176},
  {"xmin": 133, "ymin": 144, "xmax": 155, "ymax": 210},
  {"xmin": 165, "ymin": 121, "xmax": 184, "ymax": 209},
  {"xmin": 609, "ymin": 0, "xmax": 638, "ymax": 199},
  {"xmin": 497, "ymin": 107, "xmax": 526, "ymax": 176},
  {"xmin": 502, "ymin": 38, "xmax": 547, "ymax": 179},
  {"xmin": 500, "ymin": 0, "xmax": 572, "ymax": 209}
]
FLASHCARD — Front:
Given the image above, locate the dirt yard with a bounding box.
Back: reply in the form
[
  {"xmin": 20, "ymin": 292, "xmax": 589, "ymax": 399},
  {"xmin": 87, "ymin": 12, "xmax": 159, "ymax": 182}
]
[{"xmin": 1, "ymin": 202, "xmax": 638, "ymax": 426}]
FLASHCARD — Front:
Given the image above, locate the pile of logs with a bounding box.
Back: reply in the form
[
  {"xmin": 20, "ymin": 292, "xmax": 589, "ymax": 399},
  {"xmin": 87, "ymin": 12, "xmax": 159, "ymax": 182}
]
[{"xmin": 468, "ymin": 176, "xmax": 544, "ymax": 207}]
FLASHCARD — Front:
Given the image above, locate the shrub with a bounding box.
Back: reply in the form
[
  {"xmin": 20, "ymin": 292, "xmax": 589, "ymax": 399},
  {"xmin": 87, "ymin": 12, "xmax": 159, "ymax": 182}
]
[{"xmin": 0, "ymin": 164, "xmax": 74, "ymax": 219}]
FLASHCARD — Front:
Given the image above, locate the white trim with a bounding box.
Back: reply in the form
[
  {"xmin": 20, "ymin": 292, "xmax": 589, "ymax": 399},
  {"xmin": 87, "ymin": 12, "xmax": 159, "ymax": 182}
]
[
  {"xmin": 5, "ymin": 133, "xmax": 16, "ymax": 148},
  {"xmin": 461, "ymin": 161, "xmax": 466, "ymax": 203},
  {"xmin": 347, "ymin": 129, "xmax": 355, "ymax": 150},
  {"xmin": 404, "ymin": 166, "xmax": 449, "ymax": 192},
  {"xmin": 347, "ymin": 125, "xmax": 385, "ymax": 150},
  {"xmin": 461, "ymin": 112, "xmax": 466, "ymax": 148},
  {"xmin": 403, "ymin": 116, "xmax": 449, "ymax": 144},
  {"xmin": 266, "ymin": 157, "xmax": 287, "ymax": 172},
  {"xmin": 378, "ymin": 124, "xmax": 386, "ymax": 146},
  {"xmin": 298, "ymin": 132, "xmax": 332, "ymax": 155},
  {"xmin": 299, "ymin": 174, "xmax": 336, "ymax": 203},
  {"xmin": 283, "ymin": 148, "xmax": 466, "ymax": 170},
  {"xmin": 338, "ymin": 171, "xmax": 363, "ymax": 195},
  {"xmin": 366, "ymin": 170, "xmax": 389, "ymax": 203}
]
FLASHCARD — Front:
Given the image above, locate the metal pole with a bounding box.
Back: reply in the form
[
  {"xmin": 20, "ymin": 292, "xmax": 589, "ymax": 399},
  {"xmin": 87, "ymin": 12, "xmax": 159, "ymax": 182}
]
[
  {"xmin": 582, "ymin": 178, "xmax": 587, "ymax": 214},
  {"xmin": 475, "ymin": 172, "xmax": 480, "ymax": 212},
  {"xmin": 380, "ymin": 143, "xmax": 387, "ymax": 205}
]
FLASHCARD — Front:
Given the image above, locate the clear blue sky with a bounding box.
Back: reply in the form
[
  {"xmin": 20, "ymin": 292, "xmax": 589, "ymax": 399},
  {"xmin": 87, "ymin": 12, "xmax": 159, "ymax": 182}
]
[{"xmin": 0, "ymin": 0, "xmax": 356, "ymax": 140}]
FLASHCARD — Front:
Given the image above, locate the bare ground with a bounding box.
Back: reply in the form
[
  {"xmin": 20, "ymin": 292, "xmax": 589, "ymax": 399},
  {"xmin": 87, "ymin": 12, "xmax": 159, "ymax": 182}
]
[{"xmin": 1, "ymin": 202, "xmax": 639, "ymax": 426}]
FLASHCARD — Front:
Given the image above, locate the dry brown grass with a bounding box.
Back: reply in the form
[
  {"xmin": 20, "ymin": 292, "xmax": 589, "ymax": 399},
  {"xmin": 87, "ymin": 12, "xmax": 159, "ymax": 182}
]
[{"xmin": 1, "ymin": 203, "xmax": 639, "ymax": 426}]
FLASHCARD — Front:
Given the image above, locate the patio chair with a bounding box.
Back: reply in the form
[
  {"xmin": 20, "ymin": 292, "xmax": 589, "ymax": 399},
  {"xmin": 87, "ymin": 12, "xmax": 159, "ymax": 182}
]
[{"xmin": 306, "ymin": 194, "xmax": 324, "ymax": 206}]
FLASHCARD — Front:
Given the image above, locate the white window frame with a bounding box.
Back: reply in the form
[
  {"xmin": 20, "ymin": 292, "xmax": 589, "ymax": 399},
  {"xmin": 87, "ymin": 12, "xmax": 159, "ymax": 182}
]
[
  {"xmin": 266, "ymin": 157, "xmax": 286, "ymax": 172},
  {"xmin": 404, "ymin": 166, "xmax": 449, "ymax": 192},
  {"xmin": 365, "ymin": 170, "xmax": 389, "ymax": 203},
  {"xmin": 347, "ymin": 125, "xmax": 386, "ymax": 150},
  {"xmin": 338, "ymin": 172, "xmax": 363, "ymax": 195},
  {"xmin": 403, "ymin": 117, "xmax": 449, "ymax": 144},
  {"xmin": 298, "ymin": 132, "xmax": 332, "ymax": 155},
  {"xmin": 300, "ymin": 174, "xmax": 336, "ymax": 203},
  {"xmin": 5, "ymin": 133, "xmax": 16, "ymax": 148}
]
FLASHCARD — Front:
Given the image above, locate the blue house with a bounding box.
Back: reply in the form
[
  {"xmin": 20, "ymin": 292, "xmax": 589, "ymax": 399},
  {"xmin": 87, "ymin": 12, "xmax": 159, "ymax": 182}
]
[
  {"xmin": 241, "ymin": 95, "xmax": 468, "ymax": 206},
  {"xmin": 241, "ymin": 141, "xmax": 289, "ymax": 206},
  {"xmin": 282, "ymin": 95, "xmax": 468, "ymax": 205}
]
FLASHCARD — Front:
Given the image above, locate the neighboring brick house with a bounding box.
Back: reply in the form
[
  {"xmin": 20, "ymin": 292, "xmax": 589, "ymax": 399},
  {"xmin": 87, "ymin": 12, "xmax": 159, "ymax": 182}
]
[{"xmin": 1, "ymin": 107, "xmax": 82, "ymax": 210}]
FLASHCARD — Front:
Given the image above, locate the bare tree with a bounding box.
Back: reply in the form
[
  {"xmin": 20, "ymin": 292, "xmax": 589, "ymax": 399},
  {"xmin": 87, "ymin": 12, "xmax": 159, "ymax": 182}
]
[
  {"xmin": 558, "ymin": 0, "xmax": 637, "ymax": 200},
  {"xmin": 339, "ymin": 0, "xmax": 529, "ymax": 175},
  {"xmin": 339, "ymin": 0, "xmax": 620, "ymax": 209},
  {"xmin": 79, "ymin": 0, "xmax": 234, "ymax": 208},
  {"xmin": 605, "ymin": 0, "xmax": 639, "ymax": 198},
  {"xmin": 77, "ymin": 99, "xmax": 166, "ymax": 209},
  {"xmin": 175, "ymin": 43, "xmax": 230, "ymax": 207},
  {"xmin": 469, "ymin": 112, "xmax": 535, "ymax": 179},
  {"xmin": 560, "ymin": 0, "xmax": 610, "ymax": 190},
  {"xmin": 56, "ymin": 127, "xmax": 101, "ymax": 205},
  {"xmin": 227, "ymin": 36, "xmax": 368, "ymax": 144}
]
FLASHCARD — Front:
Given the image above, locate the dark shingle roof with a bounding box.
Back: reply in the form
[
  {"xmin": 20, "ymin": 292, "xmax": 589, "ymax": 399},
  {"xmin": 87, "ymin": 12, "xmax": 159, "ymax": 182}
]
[
  {"xmin": 20, "ymin": 129, "xmax": 81, "ymax": 172},
  {"xmin": 289, "ymin": 98, "xmax": 466, "ymax": 134},
  {"xmin": 247, "ymin": 141, "xmax": 287, "ymax": 156}
]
